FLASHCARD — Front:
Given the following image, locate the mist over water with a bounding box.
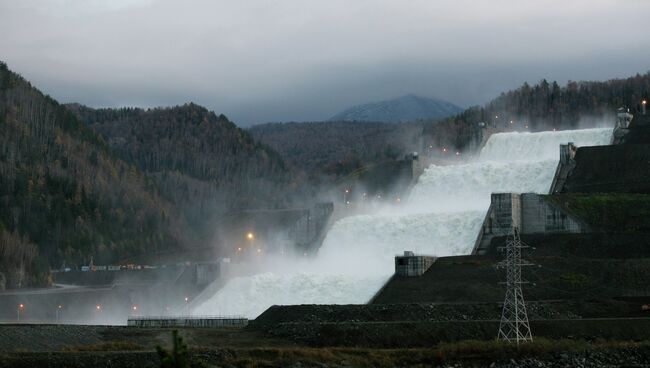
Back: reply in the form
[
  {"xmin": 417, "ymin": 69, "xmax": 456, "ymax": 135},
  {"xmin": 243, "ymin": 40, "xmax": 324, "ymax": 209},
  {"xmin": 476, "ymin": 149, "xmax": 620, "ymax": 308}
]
[{"xmin": 194, "ymin": 128, "xmax": 613, "ymax": 318}]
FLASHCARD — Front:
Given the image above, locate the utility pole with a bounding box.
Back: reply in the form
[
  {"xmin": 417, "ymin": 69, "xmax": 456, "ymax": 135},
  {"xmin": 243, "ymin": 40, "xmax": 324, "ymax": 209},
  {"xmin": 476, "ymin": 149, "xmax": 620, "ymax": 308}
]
[{"xmin": 496, "ymin": 226, "xmax": 533, "ymax": 344}]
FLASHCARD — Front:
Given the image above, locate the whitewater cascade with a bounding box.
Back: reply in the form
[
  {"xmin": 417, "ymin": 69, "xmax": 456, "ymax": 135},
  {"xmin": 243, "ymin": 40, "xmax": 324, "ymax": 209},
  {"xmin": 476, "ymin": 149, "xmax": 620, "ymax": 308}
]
[{"xmin": 194, "ymin": 128, "xmax": 613, "ymax": 318}]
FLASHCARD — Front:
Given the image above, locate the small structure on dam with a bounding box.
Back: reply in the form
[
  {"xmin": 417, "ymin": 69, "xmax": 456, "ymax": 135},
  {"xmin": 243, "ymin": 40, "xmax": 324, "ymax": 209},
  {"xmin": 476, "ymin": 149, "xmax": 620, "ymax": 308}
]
[{"xmin": 395, "ymin": 251, "xmax": 436, "ymax": 276}]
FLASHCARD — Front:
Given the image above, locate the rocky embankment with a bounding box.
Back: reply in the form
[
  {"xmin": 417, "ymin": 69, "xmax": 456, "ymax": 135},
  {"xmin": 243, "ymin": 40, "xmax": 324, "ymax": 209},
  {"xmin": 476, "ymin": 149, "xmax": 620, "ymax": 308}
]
[{"xmin": 1, "ymin": 344, "xmax": 649, "ymax": 368}]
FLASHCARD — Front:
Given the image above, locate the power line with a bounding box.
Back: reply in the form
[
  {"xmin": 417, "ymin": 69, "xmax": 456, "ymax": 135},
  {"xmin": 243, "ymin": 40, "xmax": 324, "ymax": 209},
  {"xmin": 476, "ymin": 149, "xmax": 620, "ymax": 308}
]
[{"xmin": 496, "ymin": 226, "xmax": 533, "ymax": 344}]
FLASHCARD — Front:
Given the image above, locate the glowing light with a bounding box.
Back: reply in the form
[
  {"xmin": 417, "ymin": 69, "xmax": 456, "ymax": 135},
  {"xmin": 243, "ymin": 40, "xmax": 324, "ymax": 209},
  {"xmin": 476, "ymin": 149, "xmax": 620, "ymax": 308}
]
[
  {"xmin": 19, "ymin": 304, "xmax": 24, "ymax": 309},
  {"xmin": 344, "ymin": 189, "xmax": 349, "ymax": 193},
  {"xmin": 96, "ymin": 304, "xmax": 101, "ymax": 310},
  {"xmin": 237, "ymin": 247, "xmax": 242, "ymax": 252},
  {"xmin": 58, "ymin": 305, "xmax": 62, "ymax": 309},
  {"xmin": 132, "ymin": 305, "xmax": 138, "ymax": 311},
  {"xmin": 442, "ymin": 148, "xmax": 447, "ymax": 152},
  {"xmin": 257, "ymin": 248, "xmax": 262, "ymax": 253},
  {"xmin": 396, "ymin": 197, "xmax": 401, "ymax": 203},
  {"xmin": 510, "ymin": 120, "xmax": 513, "ymax": 124},
  {"xmin": 456, "ymin": 151, "xmax": 460, "ymax": 156},
  {"xmin": 643, "ymin": 100, "xmax": 647, "ymax": 105},
  {"xmin": 184, "ymin": 297, "xmax": 189, "ymax": 303},
  {"xmin": 246, "ymin": 232, "xmax": 254, "ymax": 240}
]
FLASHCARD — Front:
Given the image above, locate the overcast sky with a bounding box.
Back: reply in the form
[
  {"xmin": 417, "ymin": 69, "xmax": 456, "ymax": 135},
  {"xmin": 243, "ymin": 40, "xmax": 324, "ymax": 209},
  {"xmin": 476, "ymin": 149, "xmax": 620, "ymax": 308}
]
[{"xmin": 1, "ymin": 0, "xmax": 649, "ymax": 126}]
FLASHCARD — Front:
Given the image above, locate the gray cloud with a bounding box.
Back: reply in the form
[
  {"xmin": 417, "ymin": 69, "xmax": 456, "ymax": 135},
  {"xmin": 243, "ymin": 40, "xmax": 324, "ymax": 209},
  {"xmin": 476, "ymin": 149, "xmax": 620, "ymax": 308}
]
[{"xmin": 1, "ymin": 0, "xmax": 649, "ymax": 125}]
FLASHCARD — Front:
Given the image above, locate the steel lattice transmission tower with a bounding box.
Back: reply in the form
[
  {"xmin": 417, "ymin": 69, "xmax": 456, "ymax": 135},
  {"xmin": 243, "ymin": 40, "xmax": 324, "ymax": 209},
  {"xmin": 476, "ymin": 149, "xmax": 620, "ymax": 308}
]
[{"xmin": 496, "ymin": 226, "xmax": 533, "ymax": 344}]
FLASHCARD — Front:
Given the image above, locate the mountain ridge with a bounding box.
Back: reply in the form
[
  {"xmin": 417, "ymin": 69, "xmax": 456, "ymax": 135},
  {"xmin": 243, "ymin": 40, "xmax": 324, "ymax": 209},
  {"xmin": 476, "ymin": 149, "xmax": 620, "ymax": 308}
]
[{"xmin": 329, "ymin": 94, "xmax": 463, "ymax": 123}]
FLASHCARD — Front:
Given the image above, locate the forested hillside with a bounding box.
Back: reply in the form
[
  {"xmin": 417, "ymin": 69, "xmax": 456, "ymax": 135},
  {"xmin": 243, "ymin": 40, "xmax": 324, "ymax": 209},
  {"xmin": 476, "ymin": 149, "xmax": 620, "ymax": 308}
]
[
  {"xmin": 423, "ymin": 72, "xmax": 650, "ymax": 151},
  {"xmin": 0, "ymin": 63, "xmax": 291, "ymax": 289},
  {"xmin": 249, "ymin": 121, "xmax": 422, "ymax": 179},
  {"xmin": 68, "ymin": 104, "xmax": 290, "ymax": 234},
  {"xmin": 0, "ymin": 62, "xmax": 190, "ymax": 289}
]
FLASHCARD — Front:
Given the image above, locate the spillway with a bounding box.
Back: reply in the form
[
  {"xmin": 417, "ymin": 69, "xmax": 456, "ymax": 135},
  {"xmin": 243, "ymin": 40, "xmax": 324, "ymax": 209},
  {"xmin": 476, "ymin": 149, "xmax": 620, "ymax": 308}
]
[{"xmin": 194, "ymin": 128, "xmax": 613, "ymax": 318}]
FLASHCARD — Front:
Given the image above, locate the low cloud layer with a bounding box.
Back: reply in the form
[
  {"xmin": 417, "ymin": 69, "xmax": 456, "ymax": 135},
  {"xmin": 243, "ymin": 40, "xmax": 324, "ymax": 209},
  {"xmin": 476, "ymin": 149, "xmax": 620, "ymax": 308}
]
[{"xmin": 2, "ymin": 0, "xmax": 649, "ymax": 125}]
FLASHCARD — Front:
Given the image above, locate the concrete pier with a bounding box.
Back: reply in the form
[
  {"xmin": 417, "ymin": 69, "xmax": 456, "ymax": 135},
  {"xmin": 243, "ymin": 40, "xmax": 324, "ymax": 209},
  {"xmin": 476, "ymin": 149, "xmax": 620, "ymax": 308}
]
[{"xmin": 472, "ymin": 193, "xmax": 589, "ymax": 255}]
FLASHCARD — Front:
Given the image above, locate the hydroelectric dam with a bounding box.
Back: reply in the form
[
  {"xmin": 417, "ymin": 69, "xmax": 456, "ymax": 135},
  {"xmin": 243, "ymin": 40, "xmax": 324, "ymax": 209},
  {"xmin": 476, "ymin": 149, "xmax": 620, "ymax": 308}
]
[{"xmin": 193, "ymin": 127, "xmax": 614, "ymax": 318}]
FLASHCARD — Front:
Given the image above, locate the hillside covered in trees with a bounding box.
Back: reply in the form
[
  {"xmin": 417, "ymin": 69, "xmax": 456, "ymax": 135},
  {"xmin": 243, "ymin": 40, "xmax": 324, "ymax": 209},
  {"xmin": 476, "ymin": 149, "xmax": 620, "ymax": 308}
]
[
  {"xmin": 0, "ymin": 62, "xmax": 191, "ymax": 288},
  {"xmin": 249, "ymin": 121, "xmax": 422, "ymax": 180},
  {"xmin": 68, "ymin": 103, "xmax": 291, "ymax": 238},
  {"xmin": 423, "ymin": 72, "xmax": 650, "ymax": 152},
  {"xmin": 0, "ymin": 62, "xmax": 290, "ymax": 289}
]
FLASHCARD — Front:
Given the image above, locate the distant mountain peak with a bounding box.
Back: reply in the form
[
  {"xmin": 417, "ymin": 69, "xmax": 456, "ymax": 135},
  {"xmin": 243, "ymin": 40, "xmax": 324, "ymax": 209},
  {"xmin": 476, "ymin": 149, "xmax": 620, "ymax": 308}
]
[{"xmin": 329, "ymin": 94, "xmax": 463, "ymax": 123}]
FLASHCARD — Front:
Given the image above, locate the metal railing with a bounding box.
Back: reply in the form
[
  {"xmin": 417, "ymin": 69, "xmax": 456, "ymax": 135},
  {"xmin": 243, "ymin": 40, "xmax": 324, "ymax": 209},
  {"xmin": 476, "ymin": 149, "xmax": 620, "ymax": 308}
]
[{"xmin": 128, "ymin": 315, "xmax": 245, "ymax": 321}]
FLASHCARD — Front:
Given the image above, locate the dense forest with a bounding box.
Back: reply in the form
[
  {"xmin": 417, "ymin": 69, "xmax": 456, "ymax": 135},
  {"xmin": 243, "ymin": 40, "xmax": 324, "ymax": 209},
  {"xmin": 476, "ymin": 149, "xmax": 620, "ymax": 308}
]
[
  {"xmin": 0, "ymin": 62, "xmax": 290, "ymax": 289},
  {"xmin": 423, "ymin": 72, "xmax": 650, "ymax": 151},
  {"xmin": 0, "ymin": 62, "xmax": 191, "ymax": 288},
  {"xmin": 249, "ymin": 121, "xmax": 422, "ymax": 180},
  {"xmin": 68, "ymin": 104, "xmax": 291, "ymax": 239}
]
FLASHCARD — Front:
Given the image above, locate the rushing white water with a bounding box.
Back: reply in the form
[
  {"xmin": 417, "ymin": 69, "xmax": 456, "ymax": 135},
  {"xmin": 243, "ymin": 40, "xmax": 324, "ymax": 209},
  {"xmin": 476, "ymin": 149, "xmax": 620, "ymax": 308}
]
[{"xmin": 194, "ymin": 128, "xmax": 613, "ymax": 318}]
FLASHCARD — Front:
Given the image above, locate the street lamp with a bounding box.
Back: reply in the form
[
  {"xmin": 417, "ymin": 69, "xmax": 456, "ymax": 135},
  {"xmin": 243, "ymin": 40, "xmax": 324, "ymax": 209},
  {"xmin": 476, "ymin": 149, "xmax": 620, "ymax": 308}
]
[
  {"xmin": 17, "ymin": 304, "xmax": 24, "ymax": 322},
  {"xmin": 184, "ymin": 297, "xmax": 190, "ymax": 315},
  {"xmin": 246, "ymin": 232, "xmax": 254, "ymax": 241},
  {"xmin": 56, "ymin": 305, "xmax": 62, "ymax": 323}
]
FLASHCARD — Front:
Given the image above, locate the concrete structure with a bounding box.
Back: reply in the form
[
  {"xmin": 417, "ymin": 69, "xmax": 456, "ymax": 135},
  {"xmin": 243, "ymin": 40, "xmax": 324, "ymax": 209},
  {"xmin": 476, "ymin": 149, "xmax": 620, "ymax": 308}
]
[
  {"xmin": 53, "ymin": 261, "xmax": 226, "ymax": 288},
  {"xmin": 193, "ymin": 262, "xmax": 224, "ymax": 287},
  {"xmin": 612, "ymin": 109, "xmax": 650, "ymax": 145},
  {"xmin": 472, "ymin": 193, "xmax": 589, "ymax": 255},
  {"xmin": 549, "ymin": 143, "xmax": 577, "ymax": 194},
  {"xmin": 127, "ymin": 315, "xmax": 248, "ymax": 328},
  {"xmin": 290, "ymin": 202, "xmax": 334, "ymax": 251},
  {"xmin": 394, "ymin": 251, "xmax": 436, "ymax": 276},
  {"xmin": 612, "ymin": 107, "xmax": 634, "ymax": 145},
  {"xmin": 561, "ymin": 144, "xmax": 650, "ymax": 193}
]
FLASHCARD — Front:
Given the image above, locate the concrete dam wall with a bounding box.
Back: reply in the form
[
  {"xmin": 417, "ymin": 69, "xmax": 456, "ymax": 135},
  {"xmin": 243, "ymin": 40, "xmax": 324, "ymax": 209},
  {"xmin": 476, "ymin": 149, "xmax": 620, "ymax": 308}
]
[
  {"xmin": 192, "ymin": 128, "xmax": 612, "ymax": 318},
  {"xmin": 471, "ymin": 193, "xmax": 589, "ymax": 255}
]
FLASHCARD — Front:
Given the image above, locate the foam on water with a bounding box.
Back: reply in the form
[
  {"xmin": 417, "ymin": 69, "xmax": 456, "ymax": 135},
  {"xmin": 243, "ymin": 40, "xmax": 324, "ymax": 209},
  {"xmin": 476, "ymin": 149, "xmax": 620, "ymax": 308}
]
[{"xmin": 193, "ymin": 128, "xmax": 613, "ymax": 318}]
